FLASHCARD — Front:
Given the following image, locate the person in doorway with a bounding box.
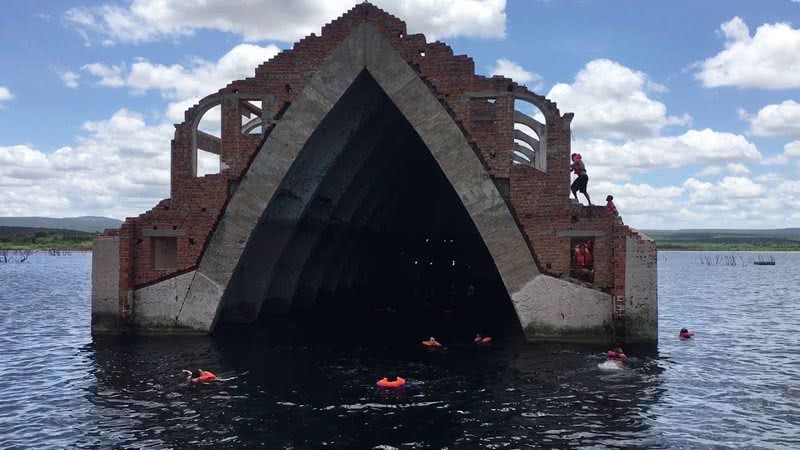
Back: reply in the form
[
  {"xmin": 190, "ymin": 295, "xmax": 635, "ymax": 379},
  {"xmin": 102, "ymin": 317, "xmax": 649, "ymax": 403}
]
[
  {"xmin": 571, "ymin": 153, "xmax": 592, "ymax": 205},
  {"xmin": 606, "ymin": 195, "xmax": 618, "ymax": 216},
  {"xmin": 573, "ymin": 243, "xmax": 594, "ymax": 282}
]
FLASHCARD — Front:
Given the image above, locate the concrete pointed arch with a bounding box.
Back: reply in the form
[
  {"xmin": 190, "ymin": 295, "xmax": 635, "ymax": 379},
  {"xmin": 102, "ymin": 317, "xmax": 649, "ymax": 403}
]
[{"xmin": 175, "ymin": 23, "xmax": 545, "ymax": 332}]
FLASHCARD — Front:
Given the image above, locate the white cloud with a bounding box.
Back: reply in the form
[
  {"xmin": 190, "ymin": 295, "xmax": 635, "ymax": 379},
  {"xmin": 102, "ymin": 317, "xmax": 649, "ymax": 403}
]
[
  {"xmin": 83, "ymin": 43, "xmax": 281, "ymax": 122},
  {"xmin": 547, "ymin": 59, "xmax": 690, "ymax": 139},
  {"xmin": 726, "ymin": 163, "xmax": 751, "ymax": 175},
  {"xmin": 574, "ymin": 129, "xmax": 761, "ymax": 182},
  {"xmin": 65, "ymin": 0, "xmax": 506, "ymax": 45},
  {"xmin": 695, "ymin": 17, "xmax": 800, "ymax": 89},
  {"xmin": 490, "ymin": 58, "xmax": 543, "ymax": 90},
  {"xmin": 696, "ymin": 165, "xmax": 722, "ymax": 177},
  {"xmin": 762, "ymin": 140, "xmax": 800, "ymax": 165},
  {"xmin": 785, "ymin": 140, "xmax": 800, "ymax": 157},
  {"xmin": 82, "ymin": 63, "xmax": 125, "ymax": 87},
  {"xmin": 60, "ymin": 71, "xmax": 80, "ymax": 88},
  {"xmin": 0, "ymin": 110, "xmax": 173, "ymax": 218},
  {"xmin": 0, "ymin": 86, "xmax": 13, "ymax": 103},
  {"xmin": 741, "ymin": 100, "xmax": 800, "ymax": 137},
  {"xmin": 586, "ymin": 174, "xmax": 800, "ymax": 229}
]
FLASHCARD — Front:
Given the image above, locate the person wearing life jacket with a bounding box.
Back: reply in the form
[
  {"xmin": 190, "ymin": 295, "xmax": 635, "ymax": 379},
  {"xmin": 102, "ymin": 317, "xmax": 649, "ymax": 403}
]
[
  {"xmin": 376, "ymin": 375, "xmax": 406, "ymax": 388},
  {"xmin": 473, "ymin": 333, "xmax": 493, "ymax": 345},
  {"xmin": 572, "ymin": 243, "xmax": 594, "ymax": 282},
  {"xmin": 575, "ymin": 243, "xmax": 593, "ymax": 270},
  {"xmin": 607, "ymin": 347, "xmax": 627, "ymax": 359},
  {"xmin": 570, "ymin": 153, "xmax": 592, "ymax": 205},
  {"xmin": 679, "ymin": 328, "xmax": 695, "ymax": 339},
  {"xmin": 422, "ymin": 337, "xmax": 442, "ymax": 348},
  {"xmin": 606, "ymin": 195, "xmax": 618, "ymax": 216},
  {"xmin": 182, "ymin": 369, "xmax": 219, "ymax": 383}
]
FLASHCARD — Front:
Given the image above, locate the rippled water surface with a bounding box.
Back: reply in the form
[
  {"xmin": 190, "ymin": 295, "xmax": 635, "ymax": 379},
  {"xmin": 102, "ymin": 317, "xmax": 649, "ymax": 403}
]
[{"xmin": 1, "ymin": 251, "xmax": 799, "ymax": 449}]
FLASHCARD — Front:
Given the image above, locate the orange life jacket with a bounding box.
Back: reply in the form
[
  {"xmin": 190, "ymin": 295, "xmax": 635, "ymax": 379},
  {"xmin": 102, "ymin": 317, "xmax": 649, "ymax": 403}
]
[
  {"xmin": 422, "ymin": 340, "xmax": 442, "ymax": 347},
  {"xmin": 376, "ymin": 377, "xmax": 406, "ymax": 388},
  {"xmin": 575, "ymin": 248, "xmax": 592, "ymax": 268},
  {"xmin": 607, "ymin": 351, "xmax": 627, "ymax": 359},
  {"xmin": 194, "ymin": 371, "xmax": 218, "ymax": 382}
]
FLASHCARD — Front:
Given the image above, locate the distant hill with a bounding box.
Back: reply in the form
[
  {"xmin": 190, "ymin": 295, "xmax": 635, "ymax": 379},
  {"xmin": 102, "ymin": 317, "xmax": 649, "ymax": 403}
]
[
  {"xmin": 0, "ymin": 216, "xmax": 121, "ymax": 233},
  {"xmin": 642, "ymin": 228, "xmax": 800, "ymax": 250}
]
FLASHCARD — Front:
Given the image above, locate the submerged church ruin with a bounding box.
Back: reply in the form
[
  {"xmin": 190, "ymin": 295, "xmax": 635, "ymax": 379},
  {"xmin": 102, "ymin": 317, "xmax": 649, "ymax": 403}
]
[{"xmin": 92, "ymin": 3, "xmax": 657, "ymax": 344}]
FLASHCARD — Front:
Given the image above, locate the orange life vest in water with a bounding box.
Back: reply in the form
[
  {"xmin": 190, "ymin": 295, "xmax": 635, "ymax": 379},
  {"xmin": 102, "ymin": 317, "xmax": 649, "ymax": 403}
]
[
  {"xmin": 474, "ymin": 337, "xmax": 493, "ymax": 344},
  {"xmin": 376, "ymin": 377, "xmax": 406, "ymax": 388},
  {"xmin": 422, "ymin": 340, "xmax": 442, "ymax": 348},
  {"xmin": 607, "ymin": 351, "xmax": 627, "ymax": 359},
  {"xmin": 193, "ymin": 371, "xmax": 218, "ymax": 383}
]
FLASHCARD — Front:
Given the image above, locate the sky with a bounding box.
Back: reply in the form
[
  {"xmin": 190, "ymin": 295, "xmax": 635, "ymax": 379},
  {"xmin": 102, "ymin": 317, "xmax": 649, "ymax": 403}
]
[{"xmin": 0, "ymin": 0, "xmax": 799, "ymax": 229}]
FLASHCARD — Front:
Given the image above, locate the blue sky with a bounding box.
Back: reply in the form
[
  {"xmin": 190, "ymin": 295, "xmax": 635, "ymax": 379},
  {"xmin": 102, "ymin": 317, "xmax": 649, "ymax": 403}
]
[{"xmin": 1, "ymin": 0, "xmax": 799, "ymax": 228}]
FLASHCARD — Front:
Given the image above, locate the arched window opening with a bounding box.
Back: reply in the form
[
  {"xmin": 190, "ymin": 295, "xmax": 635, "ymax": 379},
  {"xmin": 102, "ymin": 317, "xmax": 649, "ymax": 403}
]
[
  {"xmin": 241, "ymin": 99, "xmax": 264, "ymax": 136},
  {"xmin": 194, "ymin": 103, "xmax": 222, "ymax": 176},
  {"xmin": 513, "ymin": 99, "xmax": 547, "ymax": 172}
]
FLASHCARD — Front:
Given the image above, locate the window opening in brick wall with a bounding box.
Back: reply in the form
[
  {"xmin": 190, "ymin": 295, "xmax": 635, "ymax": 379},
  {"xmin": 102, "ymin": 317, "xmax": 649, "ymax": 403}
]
[
  {"xmin": 570, "ymin": 237, "xmax": 594, "ymax": 283},
  {"xmin": 513, "ymin": 99, "xmax": 547, "ymax": 171},
  {"xmin": 152, "ymin": 236, "xmax": 178, "ymax": 269},
  {"xmin": 194, "ymin": 104, "xmax": 222, "ymax": 176},
  {"xmin": 197, "ymin": 149, "xmax": 221, "ymax": 176},
  {"xmin": 241, "ymin": 100, "xmax": 263, "ymax": 135}
]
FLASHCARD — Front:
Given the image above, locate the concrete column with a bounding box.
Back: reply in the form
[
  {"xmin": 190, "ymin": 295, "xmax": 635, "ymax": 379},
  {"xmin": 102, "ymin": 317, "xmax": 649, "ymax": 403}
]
[
  {"xmin": 92, "ymin": 236, "xmax": 121, "ymax": 334},
  {"xmin": 624, "ymin": 234, "xmax": 658, "ymax": 344}
]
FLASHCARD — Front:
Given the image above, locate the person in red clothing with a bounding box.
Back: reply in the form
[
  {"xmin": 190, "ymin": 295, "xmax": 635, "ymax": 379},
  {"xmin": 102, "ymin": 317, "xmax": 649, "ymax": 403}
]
[
  {"xmin": 573, "ymin": 243, "xmax": 594, "ymax": 282},
  {"xmin": 606, "ymin": 195, "xmax": 618, "ymax": 216},
  {"xmin": 575, "ymin": 243, "xmax": 592, "ymax": 269},
  {"xmin": 182, "ymin": 369, "xmax": 219, "ymax": 383}
]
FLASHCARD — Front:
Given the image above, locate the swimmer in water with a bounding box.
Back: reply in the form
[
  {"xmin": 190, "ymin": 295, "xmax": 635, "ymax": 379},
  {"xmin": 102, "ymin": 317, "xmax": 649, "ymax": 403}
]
[
  {"xmin": 422, "ymin": 336, "xmax": 442, "ymax": 347},
  {"xmin": 376, "ymin": 374, "xmax": 406, "ymax": 388},
  {"xmin": 474, "ymin": 333, "xmax": 492, "ymax": 344},
  {"xmin": 679, "ymin": 328, "xmax": 695, "ymax": 339},
  {"xmin": 182, "ymin": 369, "xmax": 243, "ymax": 383},
  {"xmin": 607, "ymin": 347, "xmax": 627, "ymax": 359},
  {"xmin": 183, "ymin": 369, "xmax": 218, "ymax": 383}
]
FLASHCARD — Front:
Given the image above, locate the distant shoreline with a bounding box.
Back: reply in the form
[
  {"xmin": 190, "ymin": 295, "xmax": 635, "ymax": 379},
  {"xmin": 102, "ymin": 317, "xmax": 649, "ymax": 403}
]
[{"xmin": 656, "ymin": 243, "xmax": 800, "ymax": 251}]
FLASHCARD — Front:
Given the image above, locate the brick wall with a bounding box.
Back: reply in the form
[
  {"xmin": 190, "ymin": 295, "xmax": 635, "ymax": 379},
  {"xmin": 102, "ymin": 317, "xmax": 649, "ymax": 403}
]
[{"xmin": 111, "ymin": 3, "xmax": 645, "ymax": 326}]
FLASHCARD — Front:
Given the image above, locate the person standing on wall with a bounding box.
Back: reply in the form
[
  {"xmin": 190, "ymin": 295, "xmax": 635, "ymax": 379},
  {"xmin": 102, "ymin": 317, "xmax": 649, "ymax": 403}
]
[{"xmin": 571, "ymin": 153, "xmax": 592, "ymax": 205}]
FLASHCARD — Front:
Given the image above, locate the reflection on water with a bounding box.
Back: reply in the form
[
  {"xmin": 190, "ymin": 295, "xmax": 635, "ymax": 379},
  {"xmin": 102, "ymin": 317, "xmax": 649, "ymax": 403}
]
[{"xmin": 1, "ymin": 252, "xmax": 799, "ymax": 449}]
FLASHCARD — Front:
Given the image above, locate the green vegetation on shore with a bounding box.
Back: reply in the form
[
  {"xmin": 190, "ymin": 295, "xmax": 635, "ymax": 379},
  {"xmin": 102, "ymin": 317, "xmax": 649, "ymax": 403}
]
[
  {"xmin": 2, "ymin": 224, "xmax": 800, "ymax": 252},
  {"xmin": 644, "ymin": 228, "xmax": 800, "ymax": 251},
  {"xmin": 0, "ymin": 226, "xmax": 94, "ymax": 251}
]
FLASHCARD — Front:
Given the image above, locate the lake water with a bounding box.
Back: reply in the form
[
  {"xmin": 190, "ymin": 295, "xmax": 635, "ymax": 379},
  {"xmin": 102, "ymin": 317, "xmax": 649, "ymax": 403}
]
[{"xmin": 1, "ymin": 251, "xmax": 799, "ymax": 449}]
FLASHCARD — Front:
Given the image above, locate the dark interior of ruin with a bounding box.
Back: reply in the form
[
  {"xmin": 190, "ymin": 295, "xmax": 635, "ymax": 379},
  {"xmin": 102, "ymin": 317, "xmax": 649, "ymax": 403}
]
[{"xmin": 218, "ymin": 71, "xmax": 522, "ymax": 342}]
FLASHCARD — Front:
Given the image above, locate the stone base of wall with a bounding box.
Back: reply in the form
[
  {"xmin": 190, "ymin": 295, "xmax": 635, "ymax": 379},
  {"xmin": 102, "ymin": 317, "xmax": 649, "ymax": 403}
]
[{"xmin": 512, "ymin": 275, "xmax": 614, "ymax": 343}]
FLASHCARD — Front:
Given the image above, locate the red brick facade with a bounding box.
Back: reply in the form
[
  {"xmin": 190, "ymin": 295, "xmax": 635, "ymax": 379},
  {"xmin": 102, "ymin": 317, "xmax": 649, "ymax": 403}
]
[{"xmin": 98, "ymin": 3, "xmax": 645, "ymax": 325}]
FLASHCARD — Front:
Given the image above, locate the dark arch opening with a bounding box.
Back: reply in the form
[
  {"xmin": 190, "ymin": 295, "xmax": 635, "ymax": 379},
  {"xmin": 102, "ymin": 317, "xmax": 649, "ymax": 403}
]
[{"xmin": 218, "ymin": 70, "xmax": 522, "ymax": 342}]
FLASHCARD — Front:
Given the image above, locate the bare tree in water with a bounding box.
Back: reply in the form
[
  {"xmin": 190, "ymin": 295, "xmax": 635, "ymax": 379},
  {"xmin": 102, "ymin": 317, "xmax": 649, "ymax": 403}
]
[{"xmin": 17, "ymin": 249, "xmax": 36, "ymax": 263}]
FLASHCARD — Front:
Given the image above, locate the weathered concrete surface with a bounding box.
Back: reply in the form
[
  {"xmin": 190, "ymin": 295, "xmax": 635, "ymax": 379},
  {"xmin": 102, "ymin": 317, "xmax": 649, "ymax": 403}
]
[
  {"xmin": 91, "ymin": 237, "xmax": 120, "ymax": 333},
  {"xmin": 133, "ymin": 271, "xmax": 195, "ymax": 331},
  {"xmin": 624, "ymin": 234, "xmax": 658, "ymax": 343},
  {"xmin": 513, "ymin": 275, "xmax": 613, "ymax": 342},
  {"xmin": 175, "ymin": 23, "xmax": 541, "ymax": 333}
]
